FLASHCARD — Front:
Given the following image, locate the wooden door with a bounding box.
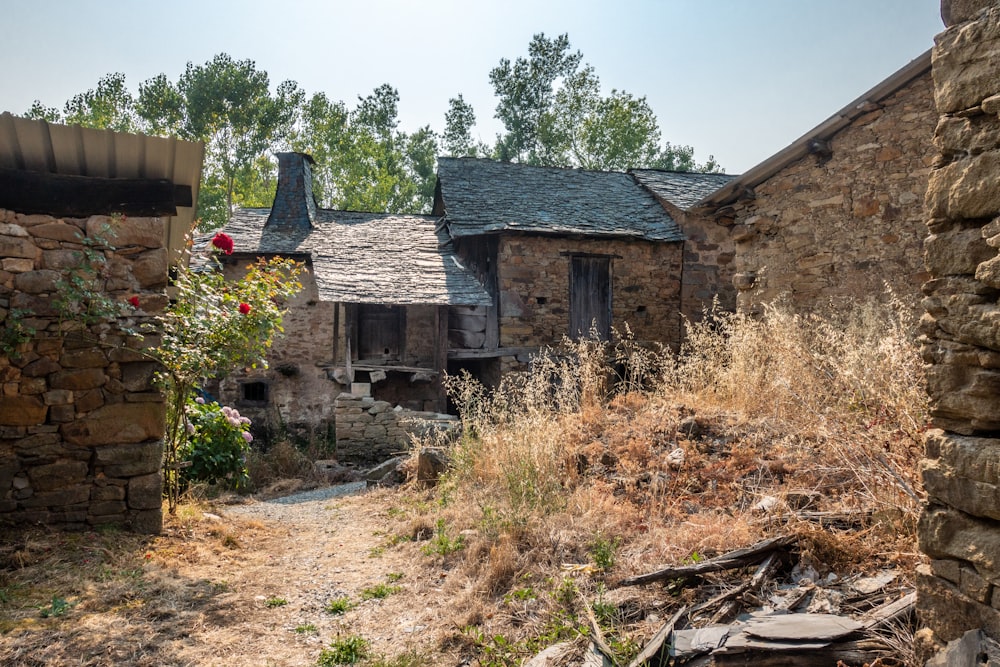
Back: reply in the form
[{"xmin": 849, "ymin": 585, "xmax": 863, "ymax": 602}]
[
  {"xmin": 570, "ymin": 256, "xmax": 611, "ymax": 340},
  {"xmin": 357, "ymin": 304, "xmax": 403, "ymax": 361}
]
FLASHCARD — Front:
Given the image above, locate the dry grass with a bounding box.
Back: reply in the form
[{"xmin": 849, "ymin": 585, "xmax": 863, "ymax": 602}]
[{"xmin": 423, "ymin": 295, "xmax": 927, "ymax": 665}]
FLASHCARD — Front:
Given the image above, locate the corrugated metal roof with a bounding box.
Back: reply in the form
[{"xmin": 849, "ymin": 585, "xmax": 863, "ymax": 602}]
[
  {"xmin": 223, "ymin": 208, "xmax": 493, "ymax": 307},
  {"xmin": 0, "ymin": 112, "xmax": 204, "ymax": 264},
  {"xmin": 436, "ymin": 157, "xmax": 685, "ymax": 243},
  {"xmin": 694, "ymin": 50, "xmax": 932, "ymax": 210}
]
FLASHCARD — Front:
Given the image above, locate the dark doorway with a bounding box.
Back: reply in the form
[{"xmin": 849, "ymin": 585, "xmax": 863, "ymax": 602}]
[
  {"xmin": 357, "ymin": 304, "xmax": 404, "ymax": 361},
  {"xmin": 570, "ymin": 256, "xmax": 611, "ymax": 340}
]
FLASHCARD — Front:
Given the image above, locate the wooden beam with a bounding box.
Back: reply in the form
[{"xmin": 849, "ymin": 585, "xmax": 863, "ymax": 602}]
[{"xmin": 0, "ymin": 168, "xmax": 191, "ymax": 217}]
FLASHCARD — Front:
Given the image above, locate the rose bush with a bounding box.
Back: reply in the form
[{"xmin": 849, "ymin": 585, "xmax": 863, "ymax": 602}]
[{"xmin": 178, "ymin": 398, "xmax": 253, "ymax": 488}]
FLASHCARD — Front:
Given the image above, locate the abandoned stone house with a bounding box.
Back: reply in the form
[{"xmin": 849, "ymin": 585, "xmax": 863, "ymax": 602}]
[
  {"xmin": 0, "ymin": 113, "xmax": 203, "ymax": 533},
  {"xmin": 694, "ymin": 50, "xmax": 938, "ymax": 314},
  {"xmin": 217, "ymin": 154, "xmax": 725, "ymax": 456}
]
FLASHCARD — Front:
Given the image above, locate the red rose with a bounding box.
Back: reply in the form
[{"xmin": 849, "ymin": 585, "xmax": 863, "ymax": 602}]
[
  {"xmin": 129, "ymin": 296, "xmax": 140, "ymax": 308},
  {"xmin": 211, "ymin": 232, "xmax": 234, "ymax": 255},
  {"xmin": 239, "ymin": 303, "xmax": 251, "ymax": 315}
]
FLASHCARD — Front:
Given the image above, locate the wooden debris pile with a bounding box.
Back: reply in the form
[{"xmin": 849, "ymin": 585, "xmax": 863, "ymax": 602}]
[{"xmin": 617, "ymin": 535, "xmax": 915, "ymax": 667}]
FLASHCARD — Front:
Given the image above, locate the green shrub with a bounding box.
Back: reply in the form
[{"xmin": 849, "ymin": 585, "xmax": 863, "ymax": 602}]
[{"xmin": 178, "ymin": 398, "xmax": 253, "ymax": 488}]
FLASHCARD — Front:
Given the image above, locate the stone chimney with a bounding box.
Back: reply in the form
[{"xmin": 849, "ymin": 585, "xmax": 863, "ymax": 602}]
[{"xmin": 266, "ymin": 152, "xmax": 317, "ymax": 231}]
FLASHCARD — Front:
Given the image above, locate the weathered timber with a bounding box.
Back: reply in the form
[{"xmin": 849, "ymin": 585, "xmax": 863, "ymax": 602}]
[
  {"xmin": 626, "ymin": 605, "xmax": 688, "ymax": 667},
  {"xmin": 858, "ymin": 590, "xmax": 916, "ymax": 630},
  {"xmin": 447, "ymin": 346, "xmax": 538, "ymax": 360},
  {"xmin": 619, "ymin": 535, "xmax": 797, "ymax": 587},
  {"xmin": 710, "ymin": 639, "xmax": 892, "ymax": 666},
  {"xmin": 709, "ymin": 551, "xmax": 782, "ymax": 624},
  {"xmin": 0, "ymin": 168, "xmax": 189, "ymax": 217}
]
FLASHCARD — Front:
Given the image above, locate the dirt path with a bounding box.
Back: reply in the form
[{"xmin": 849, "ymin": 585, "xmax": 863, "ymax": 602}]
[{"xmin": 1, "ymin": 484, "xmax": 472, "ymax": 666}]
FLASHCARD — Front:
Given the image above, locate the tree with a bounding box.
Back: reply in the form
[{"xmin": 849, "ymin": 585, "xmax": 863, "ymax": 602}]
[
  {"xmin": 62, "ymin": 72, "xmax": 137, "ymax": 132},
  {"xmin": 488, "ymin": 33, "xmax": 722, "ymax": 173},
  {"xmin": 293, "ymin": 85, "xmax": 439, "ymax": 214},
  {"xmin": 443, "ymin": 95, "xmax": 485, "ymax": 157},
  {"xmin": 489, "ymin": 33, "xmax": 582, "ymax": 164},
  {"xmin": 173, "ymin": 54, "xmax": 303, "ymax": 220}
]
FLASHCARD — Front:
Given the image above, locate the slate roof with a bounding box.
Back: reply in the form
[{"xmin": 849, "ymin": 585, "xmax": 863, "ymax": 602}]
[
  {"xmin": 222, "ymin": 208, "xmax": 493, "ymax": 307},
  {"xmin": 436, "ymin": 157, "xmax": 684, "ymax": 243},
  {"xmin": 630, "ymin": 169, "xmax": 737, "ymax": 210}
]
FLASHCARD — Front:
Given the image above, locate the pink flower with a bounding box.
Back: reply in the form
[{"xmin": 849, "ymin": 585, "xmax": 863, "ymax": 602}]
[
  {"xmin": 242, "ymin": 431, "xmax": 253, "ymax": 443},
  {"xmin": 211, "ymin": 232, "xmax": 234, "ymax": 255},
  {"xmin": 129, "ymin": 296, "xmax": 140, "ymax": 308},
  {"xmin": 195, "ymin": 396, "xmax": 205, "ymax": 404},
  {"xmin": 239, "ymin": 303, "xmax": 251, "ymax": 315}
]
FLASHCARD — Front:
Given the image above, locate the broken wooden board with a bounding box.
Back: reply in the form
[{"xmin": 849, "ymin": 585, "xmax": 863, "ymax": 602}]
[
  {"xmin": 743, "ymin": 613, "xmax": 863, "ymax": 641},
  {"xmin": 619, "ymin": 535, "xmax": 796, "ymax": 587}
]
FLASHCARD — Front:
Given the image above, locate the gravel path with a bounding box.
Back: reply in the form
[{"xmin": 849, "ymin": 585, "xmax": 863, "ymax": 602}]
[{"xmin": 222, "ymin": 481, "xmax": 367, "ymax": 523}]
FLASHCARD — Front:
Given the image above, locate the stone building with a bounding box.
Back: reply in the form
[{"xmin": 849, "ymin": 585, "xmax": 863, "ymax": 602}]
[
  {"xmin": 218, "ymin": 153, "xmax": 492, "ymax": 460},
  {"xmin": 917, "ymin": 0, "xmax": 1000, "ymax": 646},
  {"xmin": 434, "ymin": 157, "xmax": 690, "ymax": 382},
  {"xmin": 695, "ymin": 51, "xmax": 937, "ymax": 313},
  {"xmin": 0, "ymin": 114, "xmax": 203, "ymax": 533},
  {"xmin": 219, "ymin": 155, "xmax": 715, "ymax": 457}
]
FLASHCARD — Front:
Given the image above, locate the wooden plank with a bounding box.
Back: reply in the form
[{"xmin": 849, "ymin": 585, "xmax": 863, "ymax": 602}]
[
  {"xmin": 435, "ymin": 305, "xmax": 449, "ymax": 412},
  {"xmin": 859, "ymin": 591, "xmax": 915, "ymax": 630},
  {"xmin": 0, "ymin": 167, "xmax": 189, "ymax": 217},
  {"xmin": 627, "ymin": 605, "xmax": 688, "ymax": 667},
  {"xmin": 447, "ymin": 346, "xmax": 538, "ymax": 360},
  {"xmin": 619, "ymin": 536, "xmax": 796, "ymax": 587}
]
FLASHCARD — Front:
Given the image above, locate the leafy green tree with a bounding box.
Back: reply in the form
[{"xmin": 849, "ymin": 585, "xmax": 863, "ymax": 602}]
[
  {"xmin": 489, "ymin": 32, "xmax": 721, "ymax": 173},
  {"xmin": 24, "ymin": 100, "xmax": 61, "ymax": 123},
  {"xmin": 172, "ymin": 54, "xmax": 303, "ymax": 221},
  {"xmin": 443, "ymin": 95, "xmax": 486, "ymax": 157},
  {"xmin": 490, "ymin": 33, "xmax": 582, "ymax": 164},
  {"xmin": 62, "ymin": 72, "xmax": 138, "ymax": 132},
  {"xmin": 293, "ymin": 85, "xmax": 438, "ymax": 213}
]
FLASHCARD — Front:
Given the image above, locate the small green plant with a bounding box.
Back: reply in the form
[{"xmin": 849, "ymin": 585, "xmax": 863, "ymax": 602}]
[
  {"xmin": 386, "ymin": 572, "xmax": 404, "ymax": 583},
  {"xmin": 503, "ymin": 587, "xmax": 536, "ymax": 604},
  {"xmin": 324, "ymin": 596, "xmax": 354, "ymax": 615},
  {"xmin": 39, "ymin": 596, "xmax": 75, "ymax": 618},
  {"xmin": 317, "ymin": 635, "xmax": 370, "ymax": 665},
  {"xmin": 360, "ymin": 583, "xmax": 401, "ymax": 600},
  {"xmin": 295, "ymin": 623, "xmax": 318, "ymax": 634},
  {"xmin": 0, "ymin": 308, "xmax": 35, "ymax": 359},
  {"xmin": 421, "ymin": 518, "xmax": 465, "ymax": 556},
  {"xmin": 589, "ymin": 535, "xmax": 622, "ymax": 571},
  {"xmin": 265, "ymin": 596, "xmax": 288, "ymax": 608},
  {"xmin": 365, "ymin": 651, "xmax": 431, "ymax": 667}
]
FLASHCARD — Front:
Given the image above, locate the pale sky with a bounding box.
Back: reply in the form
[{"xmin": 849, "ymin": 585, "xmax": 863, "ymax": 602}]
[{"xmin": 1, "ymin": 0, "xmax": 942, "ymax": 174}]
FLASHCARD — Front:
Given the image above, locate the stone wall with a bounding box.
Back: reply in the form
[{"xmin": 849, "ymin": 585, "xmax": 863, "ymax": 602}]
[
  {"xmin": 664, "ymin": 204, "xmax": 738, "ymax": 322},
  {"xmin": 333, "ymin": 393, "xmax": 456, "ymax": 464},
  {"xmin": 918, "ymin": 0, "xmax": 1000, "ymax": 643},
  {"xmin": 0, "ymin": 210, "xmax": 166, "ymax": 533},
  {"xmin": 497, "ymin": 235, "xmax": 683, "ymax": 351},
  {"xmin": 729, "ymin": 70, "xmax": 937, "ymax": 313}
]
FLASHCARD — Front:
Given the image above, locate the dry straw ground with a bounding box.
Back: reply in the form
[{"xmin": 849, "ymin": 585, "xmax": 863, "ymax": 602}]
[{"xmin": 0, "ymin": 297, "xmax": 927, "ymax": 666}]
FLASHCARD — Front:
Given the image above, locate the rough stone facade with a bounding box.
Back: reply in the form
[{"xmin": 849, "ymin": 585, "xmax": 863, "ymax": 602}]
[
  {"xmin": 918, "ymin": 0, "xmax": 1000, "ymax": 644},
  {"xmin": 497, "ymin": 235, "xmax": 684, "ymax": 351},
  {"xmin": 0, "ymin": 210, "xmax": 166, "ymax": 533},
  {"xmin": 670, "ymin": 207, "xmax": 738, "ymax": 322},
  {"xmin": 728, "ymin": 70, "xmax": 937, "ymax": 312}
]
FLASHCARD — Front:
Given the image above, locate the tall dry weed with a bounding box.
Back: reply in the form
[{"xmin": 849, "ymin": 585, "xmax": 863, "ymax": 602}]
[{"xmin": 664, "ymin": 294, "xmax": 927, "ymax": 519}]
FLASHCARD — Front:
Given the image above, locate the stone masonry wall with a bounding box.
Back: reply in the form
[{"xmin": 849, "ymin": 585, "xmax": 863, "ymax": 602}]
[
  {"xmin": 218, "ymin": 261, "xmax": 338, "ymax": 443},
  {"xmin": 918, "ymin": 1, "xmax": 1000, "ymax": 643},
  {"xmin": 729, "ymin": 70, "xmax": 937, "ymax": 313},
  {"xmin": 498, "ymin": 235, "xmax": 683, "ymax": 351},
  {"xmin": 0, "ymin": 210, "xmax": 167, "ymax": 534}
]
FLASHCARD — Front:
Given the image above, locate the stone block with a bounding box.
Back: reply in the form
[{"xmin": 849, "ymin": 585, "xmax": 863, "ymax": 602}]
[
  {"xmin": 941, "ymin": 0, "xmax": 999, "ymax": 27},
  {"xmin": 91, "ymin": 485, "xmax": 125, "ymax": 501},
  {"xmin": 918, "ymin": 564, "xmax": 1000, "ymax": 642},
  {"xmin": 0, "ymin": 396, "xmax": 46, "ymax": 426},
  {"xmin": 925, "ymin": 227, "xmax": 996, "ymax": 276},
  {"xmin": 41, "ymin": 248, "xmax": 84, "ymax": 270},
  {"xmin": 926, "ymin": 363, "xmax": 1000, "ymax": 432},
  {"xmin": 49, "ymin": 368, "xmax": 106, "ymax": 391},
  {"xmin": 921, "ymin": 504, "xmax": 1000, "ymax": 581},
  {"xmin": 88, "ymin": 216, "xmax": 164, "ymax": 249},
  {"xmin": 0, "ymin": 235, "xmax": 38, "ymax": 260},
  {"xmin": 933, "ymin": 6, "xmax": 1000, "ymax": 112},
  {"xmin": 48, "ymin": 404, "xmax": 75, "ymax": 423},
  {"xmin": 922, "ymin": 430, "xmax": 1000, "ymax": 519},
  {"xmin": 926, "ymin": 150, "xmax": 1000, "ymax": 220},
  {"xmin": 960, "ymin": 564, "xmax": 993, "ymax": 603},
  {"xmin": 932, "ymin": 558, "xmax": 963, "ymax": 584},
  {"xmin": 29, "ymin": 222, "xmax": 83, "ymax": 243},
  {"xmin": 13, "ymin": 269, "xmax": 60, "ymax": 294},
  {"xmin": 27, "ymin": 460, "xmax": 89, "ymax": 491},
  {"xmin": 935, "ymin": 115, "xmax": 1000, "ymax": 155},
  {"xmin": 120, "ymin": 362, "xmax": 159, "ymax": 392},
  {"xmin": 61, "ymin": 403, "xmax": 164, "ymax": 447},
  {"xmin": 129, "ymin": 508, "xmax": 162, "ymax": 534},
  {"xmin": 60, "ymin": 349, "xmax": 108, "ymax": 369},
  {"xmin": 18, "ymin": 486, "xmax": 91, "ymax": 508},
  {"xmin": 88, "ymin": 500, "xmax": 127, "ymax": 516},
  {"xmin": 75, "ymin": 389, "xmax": 104, "ymax": 413},
  {"xmin": 127, "ymin": 473, "xmax": 162, "ymax": 510},
  {"xmin": 95, "ymin": 441, "xmax": 162, "ymax": 477},
  {"xmin": 132, "ymin": 248, "xmax": 168, "ymax": 288},
  {"xmin": 43, "ymin": 390, "xmax": 73, "ymax": 406},
  {"xmin": 350, "ymin": 383, "xmax": 371, "ymax": 397},
  {"xmin": 2, "ymin": 257, "xmax": 34, "ymax": 272}
]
